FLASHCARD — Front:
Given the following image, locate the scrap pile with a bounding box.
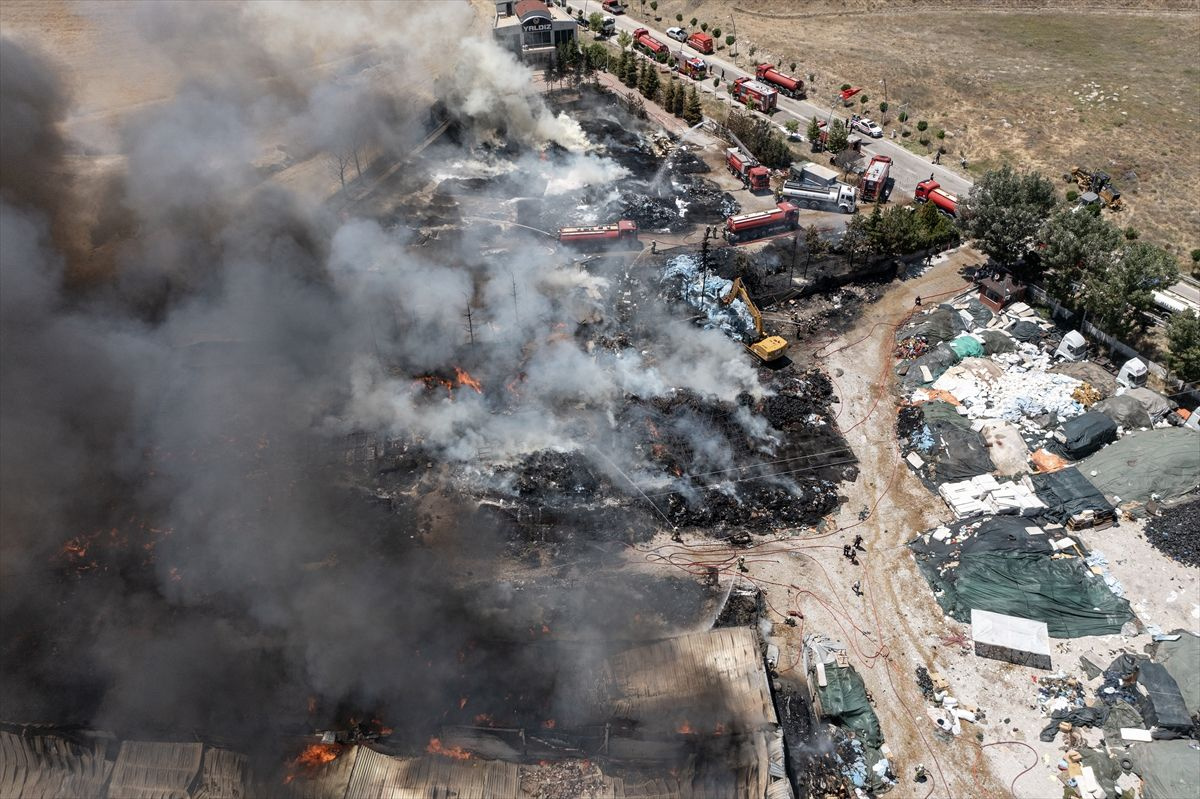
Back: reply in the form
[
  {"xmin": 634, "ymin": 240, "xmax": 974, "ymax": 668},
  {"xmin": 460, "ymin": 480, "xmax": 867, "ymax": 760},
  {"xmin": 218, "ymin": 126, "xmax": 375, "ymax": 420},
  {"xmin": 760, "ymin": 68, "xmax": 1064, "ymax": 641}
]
[{"xmin": 1144, "ymin": 501, "xmax": 1200, "ymax": 567}]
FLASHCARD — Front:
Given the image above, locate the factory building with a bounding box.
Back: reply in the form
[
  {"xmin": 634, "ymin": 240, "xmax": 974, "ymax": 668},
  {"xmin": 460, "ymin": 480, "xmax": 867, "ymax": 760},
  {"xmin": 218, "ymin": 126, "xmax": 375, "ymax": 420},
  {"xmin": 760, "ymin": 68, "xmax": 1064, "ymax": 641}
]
[{"xmin": 493, "ymin": 0, "xmax": 578, "ymax": 65}]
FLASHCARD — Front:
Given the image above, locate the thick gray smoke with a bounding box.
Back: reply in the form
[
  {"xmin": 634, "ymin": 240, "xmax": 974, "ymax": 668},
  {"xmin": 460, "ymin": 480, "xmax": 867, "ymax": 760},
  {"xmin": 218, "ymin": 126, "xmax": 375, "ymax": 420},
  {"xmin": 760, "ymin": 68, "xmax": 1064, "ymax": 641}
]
[{"xmin": 0, "ymin": 2, "xmax": 775, "ymax": 749}]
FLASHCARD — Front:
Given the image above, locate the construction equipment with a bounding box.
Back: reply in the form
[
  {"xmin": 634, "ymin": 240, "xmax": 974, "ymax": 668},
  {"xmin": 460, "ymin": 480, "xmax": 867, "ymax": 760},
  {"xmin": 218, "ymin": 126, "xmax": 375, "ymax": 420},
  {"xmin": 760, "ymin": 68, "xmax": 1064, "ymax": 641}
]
[
  {"xmin": 725, "ymin": 147, "xmax": 771, "ymax": 192},
  {"xmin": 755, "ymin": 64, "xmax": 805, "ymax": 99},
  {"xmin": 720, "ymin": 277, "xmax": 789, "ymax": 362},
  {"xmin": 915, "ymin": 178, "xmax": 958, "ymax": 217},
  {"xmin": 730, "ymin": 77, "xmax": 779, "ymax": 112},
  {"xmin": 723, "ymin": 202, "xmax": 800, "ymax": 243},
  {"xmin": 1069, "ymin": 167, "xmax": 1123, "ymax": 211},
  {"xmin": 858, "ymin": 155, "xmax": 892, "ymax": 202}
]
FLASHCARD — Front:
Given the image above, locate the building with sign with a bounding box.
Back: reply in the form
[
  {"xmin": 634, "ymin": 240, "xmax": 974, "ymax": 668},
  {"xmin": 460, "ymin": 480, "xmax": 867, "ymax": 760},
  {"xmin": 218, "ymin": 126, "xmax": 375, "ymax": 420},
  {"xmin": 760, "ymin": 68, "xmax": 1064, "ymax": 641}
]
[{"xmin": 493, "ymin": 0, "xmax": 578, "ymax": 65}]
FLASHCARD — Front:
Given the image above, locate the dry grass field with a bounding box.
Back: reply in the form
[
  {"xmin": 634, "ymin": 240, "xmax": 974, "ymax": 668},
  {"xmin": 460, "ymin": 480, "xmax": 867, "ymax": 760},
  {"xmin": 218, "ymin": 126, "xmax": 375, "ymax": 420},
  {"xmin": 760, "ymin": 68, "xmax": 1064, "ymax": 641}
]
[{"xmin": 624, "ymin": 0, "xmax": 1200, "ymax": 259}]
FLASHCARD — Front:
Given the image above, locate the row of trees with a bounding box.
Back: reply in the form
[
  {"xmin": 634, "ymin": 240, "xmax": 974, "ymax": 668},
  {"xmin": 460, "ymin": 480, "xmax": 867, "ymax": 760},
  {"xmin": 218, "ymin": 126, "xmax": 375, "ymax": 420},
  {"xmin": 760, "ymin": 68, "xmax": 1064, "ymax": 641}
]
[
  {"xmin": 611, "ymin": 48, "xmax": 702, "ymax": 124},
  {"xmin": 725, "ymin": 109, "xmax": 792, "ymax": 168},
  {"xmin": 958, "ymin": 166, "xmax": 1196, "ymax": 380}
]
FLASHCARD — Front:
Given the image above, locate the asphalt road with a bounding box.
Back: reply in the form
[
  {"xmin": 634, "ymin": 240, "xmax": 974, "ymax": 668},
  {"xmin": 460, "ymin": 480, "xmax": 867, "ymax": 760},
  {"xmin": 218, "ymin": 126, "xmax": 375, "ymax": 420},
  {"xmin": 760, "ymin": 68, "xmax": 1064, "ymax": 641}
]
[
  {"xmin": 603, "ymin": 10, "xmax": 1196, "ymax": 304},
  {"xmin": 605, "ymin": 12, "xmax": 972, "ymax": 202}
]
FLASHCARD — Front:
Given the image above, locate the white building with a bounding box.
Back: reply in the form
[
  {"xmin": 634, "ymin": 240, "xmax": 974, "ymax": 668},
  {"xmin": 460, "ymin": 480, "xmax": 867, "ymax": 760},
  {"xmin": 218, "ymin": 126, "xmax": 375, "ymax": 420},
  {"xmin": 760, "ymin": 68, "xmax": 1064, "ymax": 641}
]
[{"xmin": 493, "ymin": 0, "xmax": 578, "ymax": 65}]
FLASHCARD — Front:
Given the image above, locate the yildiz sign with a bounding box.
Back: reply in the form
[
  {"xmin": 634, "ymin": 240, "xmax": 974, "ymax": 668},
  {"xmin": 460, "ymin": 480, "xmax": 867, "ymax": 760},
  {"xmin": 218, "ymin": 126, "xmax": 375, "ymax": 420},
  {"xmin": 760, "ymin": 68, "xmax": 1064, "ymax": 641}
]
[{"xmin": 522, "ymin": 16, "xmax": 552, "ymax": 32}]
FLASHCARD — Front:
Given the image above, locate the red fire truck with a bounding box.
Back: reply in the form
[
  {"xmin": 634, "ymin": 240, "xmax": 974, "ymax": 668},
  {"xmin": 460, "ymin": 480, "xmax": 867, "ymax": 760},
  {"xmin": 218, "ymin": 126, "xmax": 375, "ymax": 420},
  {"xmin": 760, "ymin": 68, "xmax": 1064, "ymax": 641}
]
[
  {"xmin": 558, "ymin": 221, "xmax": 639, "ymax": 248},
  {"xmin": 730, "ymin": 77, "xmax": 778, "ymax": 112},
  {"xmin": 915, "ymin": 178, "xmax": 958, "ymax": 217},
  {"xmin": 723, "ymin": 202, "xmax": 799, "ymax": 243},
  {"xmin": 674, "ymin": 51, "xmax": 707, "ymax": 80},
  {"xmin": 858, "ymin": 155, "xmax": 892, "ymax": 202},
  {"xmin": 725, "ymin": 148, "xmax": 771, "ymax": 193},
  {"xmin": 632, "ymin": 28, "xmax": 668, "ymax": 58},
  {"xmin": 754, "ymin": 64, "xmax": 805, "ymax": 98},
  {"xmin": 686, "ymin": 31, "xmax": 714, "ymax": 54}
]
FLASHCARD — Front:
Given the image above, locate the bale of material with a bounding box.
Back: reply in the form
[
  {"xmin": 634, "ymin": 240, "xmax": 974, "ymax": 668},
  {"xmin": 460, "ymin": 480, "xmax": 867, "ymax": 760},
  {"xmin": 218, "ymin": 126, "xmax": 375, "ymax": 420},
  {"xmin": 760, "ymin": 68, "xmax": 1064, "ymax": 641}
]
[
  {"xmin": 1056, "ymin": 411, "xmax": 1118, "ymax": 460},
  {"xmin": 1092, "ymin": 394, "xmax": 1152, "ymax": 429},
  {"xmin": 1049, "ymin": 361, "xmax": 1117, "ymax": 396}
]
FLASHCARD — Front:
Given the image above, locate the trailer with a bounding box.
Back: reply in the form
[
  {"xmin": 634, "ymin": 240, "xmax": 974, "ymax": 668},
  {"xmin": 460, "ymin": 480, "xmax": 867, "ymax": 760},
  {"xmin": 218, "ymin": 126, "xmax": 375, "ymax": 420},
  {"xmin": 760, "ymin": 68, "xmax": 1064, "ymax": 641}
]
[
  {"xmin": 730, "ymin": 77, "xmax": 778, "ymax": 112},
  {"xmin": 632, "ymin": 27, "xmax": 668, "ymax": 58},
  {"xmin": 858, "ymin": 155, "xmax": 892, "ymax": 202},
  {"xmin": 686, "ymin": 31, "xmax": 714, "ymax": 54},
  {"xmin": 725, "ymin": 147, "xmax": 771, "ymax": 193},
  {"xmin": 723, "ymin": 202, "xmax": 799, "ymax": 243},
  {"xmin": 754, "ymin": 64, "xmax": 805, "ymax": 98},
  {"xmin": 779, "ymin": 180, "xmax": 857, "ymax": 214},
  {"xmin": 915, "ymin": 178, "xmax": 958, "ymax": 217},
  {"xmin": 558, "ymin": 221, "xmax": 639, "ymax": 249},
  {"xmin": 673, "ymin": 51, "xmax": 707, "ymax": 80}
]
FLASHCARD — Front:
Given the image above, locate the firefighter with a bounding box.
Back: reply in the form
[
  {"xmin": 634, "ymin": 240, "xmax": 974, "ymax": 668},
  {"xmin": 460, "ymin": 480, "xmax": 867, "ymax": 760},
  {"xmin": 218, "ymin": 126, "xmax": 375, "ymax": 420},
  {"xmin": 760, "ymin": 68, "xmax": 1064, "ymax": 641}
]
[
  {"xmin": 914, "ymin": 764, "xmax": 928, "ymax": 783},
  {"xmin": 853, "ymin": 535, "xmax": 866, "ymax": 552},
  {"xmin": 914, "ymin": 295, "xmax": 922, "ymax": 307},
  {"xmin": 852, "ymin": 581, "xmax": 863, "ymax": 597},
  {"xmin": 651, "ymin": 240, "xmax": 657, "ymax": 254},
  {"xmin": 737, "ymin": 556, "xmax": 749, "ymax": 573}
]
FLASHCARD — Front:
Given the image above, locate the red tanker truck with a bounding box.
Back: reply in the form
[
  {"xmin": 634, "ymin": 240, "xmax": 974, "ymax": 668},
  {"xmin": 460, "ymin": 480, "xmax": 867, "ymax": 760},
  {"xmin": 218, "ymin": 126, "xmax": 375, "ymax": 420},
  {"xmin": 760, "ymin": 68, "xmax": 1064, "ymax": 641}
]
[
  {"xmin": 755, "ymin": 64, "xmax": 805, "ymax": 99},
  {"xmin": 858, "ymin": 155, "xmax": 892, "ymax": 202},
  {"xmin": 915, "ymin": 178, "xmax": 958, "ymax": 217},
  {"xmin": 558, "ymin": 221, "xmax": 639, "ymax": 249},
  {"xmin": 725, "ymin": 148, "xmax": 771, "ymax": 193},
  {"xmin": 686, "ymin": 31, "xmax": 714, "ymax": 54},
  {"xmin": 730, "ymin": 77, "xmax": 778, "ymax": 112},
  {"xmin": 723, "ymin": 202, "xmax": 799, "ymax": 243},
  {"xmin": 632, "ymin": 28, "xmax": 668, "ymax": 58}
]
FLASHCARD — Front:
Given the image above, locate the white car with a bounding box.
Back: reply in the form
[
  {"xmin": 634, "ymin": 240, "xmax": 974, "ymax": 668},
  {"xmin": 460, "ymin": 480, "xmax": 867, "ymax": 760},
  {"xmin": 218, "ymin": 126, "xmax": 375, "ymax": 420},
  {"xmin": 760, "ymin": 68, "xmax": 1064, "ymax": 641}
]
[
  {"xmin": 852, "ymin": 116, "xmax": 884, "ymax": 138},
  {"xmin": 666, "ymin": 27, "xmax": 687, "ymax": 42}
]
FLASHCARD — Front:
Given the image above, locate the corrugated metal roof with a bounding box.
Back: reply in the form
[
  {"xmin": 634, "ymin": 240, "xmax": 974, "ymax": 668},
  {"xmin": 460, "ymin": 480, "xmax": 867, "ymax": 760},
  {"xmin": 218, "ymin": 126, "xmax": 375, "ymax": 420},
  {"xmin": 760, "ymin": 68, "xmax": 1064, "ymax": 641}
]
[
  {"xmin": 343, "ymin": 748, "xmax": 520, "ymax": 799},
  {"xmin": 0, "ymin": 731, "xmax": 113, "ymax": 799},
  {"xmin": 106, "ymin": 740, "xmax": 203, "ymax": 799}
]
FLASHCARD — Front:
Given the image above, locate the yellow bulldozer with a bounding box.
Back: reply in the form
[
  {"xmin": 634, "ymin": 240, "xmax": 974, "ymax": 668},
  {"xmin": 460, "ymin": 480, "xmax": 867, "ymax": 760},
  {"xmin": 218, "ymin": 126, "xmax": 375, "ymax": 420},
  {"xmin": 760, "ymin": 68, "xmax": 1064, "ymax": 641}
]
[
  {"xmin": 1069, "ymin": 166, "xmax": 1124, "ymax": 211},
  {"xmin": 720, "ymin": 278, "xmax": 789, "ymax": 363}
]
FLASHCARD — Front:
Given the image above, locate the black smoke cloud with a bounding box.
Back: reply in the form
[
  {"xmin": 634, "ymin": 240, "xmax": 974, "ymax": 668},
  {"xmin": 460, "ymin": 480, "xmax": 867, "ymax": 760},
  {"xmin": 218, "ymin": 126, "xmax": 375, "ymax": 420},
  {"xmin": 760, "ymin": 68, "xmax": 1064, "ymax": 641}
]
[{"xmin": 0, "ymin": 2, "xmax": 776, "ymax": 751}]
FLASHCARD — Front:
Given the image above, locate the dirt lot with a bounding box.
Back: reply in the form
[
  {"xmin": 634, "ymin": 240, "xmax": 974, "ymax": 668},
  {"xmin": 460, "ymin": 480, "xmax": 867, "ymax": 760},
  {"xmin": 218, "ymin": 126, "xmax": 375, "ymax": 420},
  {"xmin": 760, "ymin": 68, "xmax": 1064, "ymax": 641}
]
[{"xmin": 617, "ymin": 0, "xmax": 1200, "ymax": 260}]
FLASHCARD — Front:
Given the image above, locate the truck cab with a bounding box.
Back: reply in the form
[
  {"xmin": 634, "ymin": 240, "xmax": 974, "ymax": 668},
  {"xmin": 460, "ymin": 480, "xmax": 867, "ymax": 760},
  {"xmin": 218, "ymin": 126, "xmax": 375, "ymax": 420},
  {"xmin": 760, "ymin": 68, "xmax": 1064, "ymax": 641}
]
[
  {"xmin": 1054, "ymin": 330, "xmax": 1088, "ymax": 362},
  {"xmin": 1116, "ymin": 358, "xmax": 1149, "ymax": 389}
]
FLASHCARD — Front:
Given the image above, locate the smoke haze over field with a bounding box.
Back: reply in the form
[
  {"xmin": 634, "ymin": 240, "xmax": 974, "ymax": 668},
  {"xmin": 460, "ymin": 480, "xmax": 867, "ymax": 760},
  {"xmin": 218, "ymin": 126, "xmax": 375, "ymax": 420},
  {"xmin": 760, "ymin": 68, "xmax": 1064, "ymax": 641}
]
[{"xmin": 0, "ymin": 2, "xmax": 785, "ymax": 747}]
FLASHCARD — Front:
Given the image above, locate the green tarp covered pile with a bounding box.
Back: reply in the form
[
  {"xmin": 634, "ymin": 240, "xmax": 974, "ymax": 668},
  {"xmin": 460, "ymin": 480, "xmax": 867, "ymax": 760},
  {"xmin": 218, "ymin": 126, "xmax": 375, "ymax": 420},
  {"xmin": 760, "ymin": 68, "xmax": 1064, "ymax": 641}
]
[
  {"xmin": 948, "ymin": 334, "xmax": 984, "ymax": 359},
  {"xmin": 1079, "ymin": 427, "xmax": 1200, "ymax": 505},
  {"xmin": 817, "ymin": 662, "xmax": 882, "ymax": 749},
  {"xmin": 910, "ymin": 517, "xmax": 1134, "ymax": 638}
]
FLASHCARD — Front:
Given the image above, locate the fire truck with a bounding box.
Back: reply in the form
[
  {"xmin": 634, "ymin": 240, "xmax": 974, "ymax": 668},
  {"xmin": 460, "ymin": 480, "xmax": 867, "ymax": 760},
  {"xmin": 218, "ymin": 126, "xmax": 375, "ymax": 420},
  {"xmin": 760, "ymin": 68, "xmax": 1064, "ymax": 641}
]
[
  {"xmin": 723, "ymin": 202, "xmax": 799, "ymax": 244},
  {"xmin": 673, "ymin": 51, "xmax": 708, "ymax": 80},
  {"xmin": 858, "ymin": 155, "xmax": 892, "ymax": 203},
  {"xmin": 914, "ymin": 178, "xmax": 958, "ymax": 217},
  {"xmin": 725, "ymin": 148, "xmax": 771, "ymax": 193},
  {"xmin": 730, "ymin": 77, "xmax": 778, "ymax": 112},
  {"xmin": 632, "ymin": 28, "xmax": 668, "ymax": 58},
  {"xmin": 754, "ymin": 64, "xmax": 805, "ymax": 99},
  {"xmin": 686, "ymin": 31, "xmax": 714, "ymax": 54},
  {"xmin": 557, "ymin": 221, "xmax": 639, "ymax": 249}
]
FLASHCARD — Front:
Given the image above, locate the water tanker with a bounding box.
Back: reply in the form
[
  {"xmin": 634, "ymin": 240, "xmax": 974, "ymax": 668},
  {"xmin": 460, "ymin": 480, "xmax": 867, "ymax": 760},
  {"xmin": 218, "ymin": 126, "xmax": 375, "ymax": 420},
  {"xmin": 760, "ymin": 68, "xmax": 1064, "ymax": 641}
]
[{"xmin": 755, "ymin": 64, "xmax": 805, "ymax": 98}]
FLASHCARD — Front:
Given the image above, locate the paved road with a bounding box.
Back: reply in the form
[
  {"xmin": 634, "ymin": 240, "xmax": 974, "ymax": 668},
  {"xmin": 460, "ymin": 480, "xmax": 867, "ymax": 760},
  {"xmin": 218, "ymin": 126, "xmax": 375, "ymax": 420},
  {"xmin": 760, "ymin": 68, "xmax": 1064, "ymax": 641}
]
[
  {"xmin": 606, "ymin": 13, "xmax": 971, "ymax": 201},
  {"xmin": 605, "ymin": 12, "xmax": 1198, "ymax": 304}
]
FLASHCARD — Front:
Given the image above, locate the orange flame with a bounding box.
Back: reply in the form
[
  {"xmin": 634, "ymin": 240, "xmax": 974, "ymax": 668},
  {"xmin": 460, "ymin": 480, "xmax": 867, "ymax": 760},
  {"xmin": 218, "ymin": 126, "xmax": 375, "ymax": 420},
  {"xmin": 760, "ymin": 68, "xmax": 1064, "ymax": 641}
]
[
  {"xmin": 426, "ymin": 737, "xmax": 473, "ymax": 760},
  {"xmin": 459, "ymin": 696, "xmax": 468, "ymax": 709},
  {"xmin": 542, "ymin": 719, "xmax": 556, "ymax": 729},
  {"xmin": 713, "ymin": 722, "xmax": 726, "ymax": 736},
  {"xmin": 282, "ymin": 742, "xmax": 342, "ymax": 783},
  {"xmin": 454, "ymin": 367, "xmax": 483, "ymax": 393},
  {"xmin": 676, "ymin": 721, "xmax": 694, "ymax": 735}
]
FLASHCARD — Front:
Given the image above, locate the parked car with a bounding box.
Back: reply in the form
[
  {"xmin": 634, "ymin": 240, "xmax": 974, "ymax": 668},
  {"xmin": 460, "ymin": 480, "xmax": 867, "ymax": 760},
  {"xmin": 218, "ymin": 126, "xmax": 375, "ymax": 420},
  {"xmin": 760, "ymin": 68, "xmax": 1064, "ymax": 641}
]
[
  {"xmin": 666, "ymin": 27, "xmax": 687, "ymax": 42},
  {"xmin": 602, "ymin": 1, "xmax": 625, "ymax": 14},
  {"xmin": 851, "ymin": 116, "xmax": 884, "ymax": 138}
]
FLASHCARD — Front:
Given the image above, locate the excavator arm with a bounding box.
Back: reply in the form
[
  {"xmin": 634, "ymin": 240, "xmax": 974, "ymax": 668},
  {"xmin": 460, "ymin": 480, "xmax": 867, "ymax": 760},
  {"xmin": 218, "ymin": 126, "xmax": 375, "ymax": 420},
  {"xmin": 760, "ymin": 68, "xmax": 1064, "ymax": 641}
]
[
  {"xmin": 720, "ymin": 278, "xmax": 765, "ymax": 338},
  {"xmin": 719, "ymin": 277, "xmax": 787, "ymax": 361}
]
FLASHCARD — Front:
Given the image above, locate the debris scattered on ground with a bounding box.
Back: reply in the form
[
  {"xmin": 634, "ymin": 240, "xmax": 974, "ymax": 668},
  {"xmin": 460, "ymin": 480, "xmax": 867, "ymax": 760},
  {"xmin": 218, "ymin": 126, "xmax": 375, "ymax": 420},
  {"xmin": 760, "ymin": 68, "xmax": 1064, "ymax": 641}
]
[{"xmin": 1143, "ymin": 500, "xmax": 1200, "ymax": 566}]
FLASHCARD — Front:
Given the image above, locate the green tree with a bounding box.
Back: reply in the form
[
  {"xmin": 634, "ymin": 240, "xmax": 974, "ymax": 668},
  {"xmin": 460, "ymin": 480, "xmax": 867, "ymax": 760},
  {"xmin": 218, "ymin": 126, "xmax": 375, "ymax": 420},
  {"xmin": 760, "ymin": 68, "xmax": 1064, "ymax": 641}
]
[
  {"xmin": 712, "ymin": 27, "xmax": 721, "ymax": 38},
  {"xmin": 588, "ymin": 11, "xmax": 604, "ymax": 32},
  {"xmin": 879, "ymin": 101, "xmax": 889, "ymax": 114},
  {"xmin": 673, "ymin": 81, "xmax": 686, "ymax": 116},
  {"xmin": 726, "ymin": 35, "xmax": 736, "ymax": 46},
  {"xmin": 806, "ymin": 116, "xmax": 822, "ymax": 150},
  {"xmin": 1124, "ymin": 226, "xmax": 1139, "ymax": 240},
  {"xmin": 691, "ymin": 17, "xmax": 698, "ymax": 28},
  {"xmin": 617, "ymin": 29, "xmax": 632, "ymax": 50},
  {"xmin": 841, "ymin": 214, "xmax": 871, "ymax": 268},
  {"xmin": 897, "ymin": 111, "xmax": 908, "ymax": 123},
  {"xmin": 661, "ymin": 80, "xmax": 677, "ymax": 114},
  {"xmin": 1082, "ymin": 241, "xmax": 1179, "ymax": 339},
  {"xmin": 748, "ymin": 44, "xmax": 757, "ymax": 58},
  {"xmin": 869, "ymin": 206, "xmax": 924, "ymax": 257},
  {"xmin": 701, "ymin": 22, "xmax": 709, "ymax": 32},
  {"xmin": 958, "ymin": 165, "xmax": 1057, "ymax": 267},
  {"xmin": 825, "ymin": 118, "xmax": 850, "ymax": 157},
  {"xmin": 1038, "ymin": 204, "xmax": 1123, "ymax": 302},
  {"xmin": 1165, "ymin": 310, "xmax": 1200, "ymax": 382},
  {"xmin": 802, "ymin": 224, "xmax": 827, "ymax": 278},
  {"xmin": 916, "ymin": 120, "xmax": 928, "ymax": 132},
  {"xmin": 684, "ymin": 85, "xmax": 703, "ymax": 126},
  {"xmin": 915, "ymin": 200, "xmax": 959, "ymax": 250},
  {"xmin": 649, "ymin": 1, "xmax": 658, "ymax": 12},
  {"xmin": 859, "ymin": 94, "xmax": 869, "ymax": 105},
  {"xmin": 677, "ymin": 13, "xmax": 683, "ymax": 22},
  {"xmin": 785, "ymin": 119, "xmax": 799, "ymax": 134},
  {"xmin": 790, "ymin": 61, "xmax": 797, "ymax": 73}
]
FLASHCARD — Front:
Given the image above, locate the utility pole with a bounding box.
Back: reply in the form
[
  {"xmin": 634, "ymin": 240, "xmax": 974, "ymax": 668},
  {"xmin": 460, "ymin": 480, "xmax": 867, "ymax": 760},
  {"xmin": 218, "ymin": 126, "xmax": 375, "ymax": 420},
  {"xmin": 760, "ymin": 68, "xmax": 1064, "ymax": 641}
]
[
  {"xmin": 465, "ymin": 303, "xmax": 476, "ymax": 346},
  {"xmin": 510, "ymin": 269, "xmax": 520, "ymax": 326},
  {"xmin": 881, "ymin": 77, "xmax": 888, "ymax": 108},
  {"xmin": 790, "ymin": 234, "xmax": 798, "ymax": 284}
]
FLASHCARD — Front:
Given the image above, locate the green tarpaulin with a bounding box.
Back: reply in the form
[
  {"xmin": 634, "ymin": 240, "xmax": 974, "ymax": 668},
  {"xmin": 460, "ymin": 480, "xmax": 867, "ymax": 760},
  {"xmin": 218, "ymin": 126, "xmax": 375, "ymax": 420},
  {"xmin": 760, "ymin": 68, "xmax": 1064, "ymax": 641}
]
[
  {"xmin": 948, "ymin": 334, "xmax": 985, "ymax": 359},
  {"xmin": 816, "ymin": 663, "xmax": 882, "ymax": 749},
  {"xmin": 1079, "ymin": 427, "xmax": 1200, "ymax": 504}
]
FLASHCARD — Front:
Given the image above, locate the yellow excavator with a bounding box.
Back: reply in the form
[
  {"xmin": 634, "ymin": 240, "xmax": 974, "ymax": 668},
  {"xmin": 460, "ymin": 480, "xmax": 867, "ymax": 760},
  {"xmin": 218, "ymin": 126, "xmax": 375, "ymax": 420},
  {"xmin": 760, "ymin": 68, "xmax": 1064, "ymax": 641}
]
[
  {"xmin": 1069, "ymin": 166, "xmax": 1124, "ymax": 211},
  {"xmin": 720, "ymin": 278, "xmax": 789, "ymax": 363}
]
